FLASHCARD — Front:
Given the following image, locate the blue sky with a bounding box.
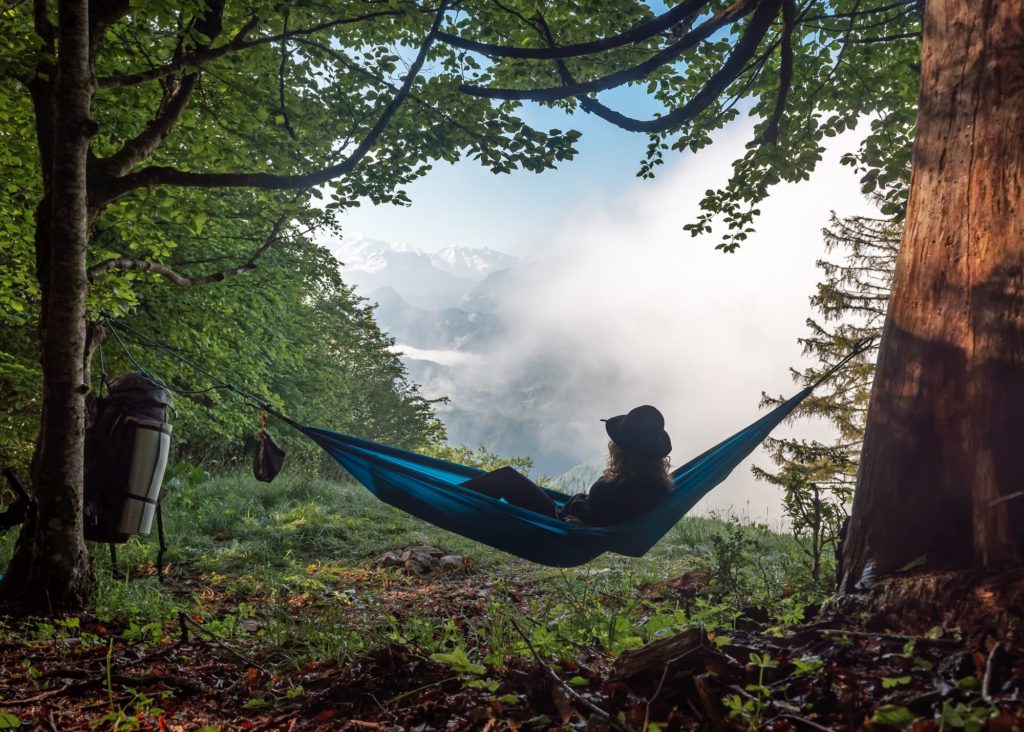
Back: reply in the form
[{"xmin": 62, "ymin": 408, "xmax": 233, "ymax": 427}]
[{"xmin": 342, "ymin": 96, "xmax": 671, "ymax": 255}]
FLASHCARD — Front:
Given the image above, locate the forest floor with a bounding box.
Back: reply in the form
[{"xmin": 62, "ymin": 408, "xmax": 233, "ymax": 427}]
[{"xmin": 1, "ymin": 473, "xmax": 1022, "ymax": 731}]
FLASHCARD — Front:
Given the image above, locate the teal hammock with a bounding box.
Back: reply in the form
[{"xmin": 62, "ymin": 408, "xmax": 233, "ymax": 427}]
[{"xmin": 298, "ymin": 387, "xmax": 811, "ymax": 567}]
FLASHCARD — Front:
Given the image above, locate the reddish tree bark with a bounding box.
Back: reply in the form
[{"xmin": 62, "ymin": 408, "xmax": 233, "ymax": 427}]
[{"xmin": 840, "ymin": 0, "xmax": 1024, "ymax": 590}]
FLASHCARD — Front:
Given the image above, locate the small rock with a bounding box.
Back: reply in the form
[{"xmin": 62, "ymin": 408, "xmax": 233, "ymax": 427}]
[{"xmin": 375, "ymin": 545, "xmax": 459, "ymax": 575}]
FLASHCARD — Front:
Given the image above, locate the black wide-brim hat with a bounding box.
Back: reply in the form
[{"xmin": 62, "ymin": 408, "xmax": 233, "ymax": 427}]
[{"xmin": 603, "ymin": 405, "xmax": 672, "ymax": 460}]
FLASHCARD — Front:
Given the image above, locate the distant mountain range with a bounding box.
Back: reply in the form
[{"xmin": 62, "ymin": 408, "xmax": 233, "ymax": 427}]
[
  {"xmin": 336, "ymin": 237, "xmax": 519, "ymax": 311},
  {"xmin": 369, "ymin": 286, "xmax": 500, "ymax": 352},
  {"xmin": 330, "ymin": 236, "xmax": 601, "ymax": 481}
]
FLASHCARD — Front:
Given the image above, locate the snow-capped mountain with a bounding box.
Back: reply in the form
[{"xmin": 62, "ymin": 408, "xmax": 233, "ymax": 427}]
[
  {"xmin": 332, "ymin": 237, "xmax": 520, "ymax": 310},
  {"xmin": 336, "ymin": 237, "xmax": 421, "ymax": 273},
  {"xmin": 429, "ymin": 246, "xmax": 519, "ymax": 280}
]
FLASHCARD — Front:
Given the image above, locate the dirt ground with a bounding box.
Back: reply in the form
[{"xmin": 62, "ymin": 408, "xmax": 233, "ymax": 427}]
[{"xmin": 3, "ymin": 570, "xmax": 1024, "ymax": 731}]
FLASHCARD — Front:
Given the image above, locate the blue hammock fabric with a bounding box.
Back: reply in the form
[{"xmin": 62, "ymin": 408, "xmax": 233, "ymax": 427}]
[{"xmin": 301, "ymin": 387, "xmax": 811, "ymax": 567}]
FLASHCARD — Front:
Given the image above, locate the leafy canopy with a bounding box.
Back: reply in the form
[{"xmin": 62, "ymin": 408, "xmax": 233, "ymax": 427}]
[
  {"xmin": 0, "ymin": 0, "xmax": 596, "ymax": 470},
  {"xmin": 449, "ymin": 0, "xmax": 921, "ymax": 249}
]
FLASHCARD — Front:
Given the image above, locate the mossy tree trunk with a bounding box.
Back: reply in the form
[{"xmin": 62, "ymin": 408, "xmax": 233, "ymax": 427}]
[
  {"xmin": 3, "ymin": 0, "xmax": 96, "ymax": 611},
  {"xmin": 840, "ymin": 0, "xmax": 1024, "ymax": 590}
]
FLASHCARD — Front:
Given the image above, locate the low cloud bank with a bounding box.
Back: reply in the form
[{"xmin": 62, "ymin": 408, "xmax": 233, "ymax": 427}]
[{"xmin": 359, "ymin": 123, "xmax": 877, "ymax": 521}]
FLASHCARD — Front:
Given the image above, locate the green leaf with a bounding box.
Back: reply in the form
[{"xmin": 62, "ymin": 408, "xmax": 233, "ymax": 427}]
[
  {"xmin": 0, "ymin": 712, "xmax": 21, "ymax": 729},
  {"xmin": 431, "ymin": 647, "xmax": 485, "ymax": 676},
  {"xmin": 881, "ymin": 676, "xmax": 911, "ymax": 688},
  {"xmin": 871, "ymin": 704, "xmax": 918, "ymax": 727}
]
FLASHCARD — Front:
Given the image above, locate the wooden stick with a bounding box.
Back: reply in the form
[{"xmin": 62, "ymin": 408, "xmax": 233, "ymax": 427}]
[
  {"xmin": 982, "ymin": 642, "xmax": 1000, "ymax": 700},
  {"xmin": 642, "ymin": 643, "xmax": 704, "ymax": 730},
  {"xmin": 765, "ymin": 713, "xmax": 836, "ymax": 732},
  {"xmin": 507, "ymin": 615, "xmax": 624, "ymax": 730},
  {"xmin": 180, "ymin": 612, "xmax": 273, "ymax": 677}
]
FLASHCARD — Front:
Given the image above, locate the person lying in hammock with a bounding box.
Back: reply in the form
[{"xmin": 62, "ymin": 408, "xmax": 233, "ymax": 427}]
[{"xmin": 461, "ymin": 405, "xmax": 673, "ymax": 527}]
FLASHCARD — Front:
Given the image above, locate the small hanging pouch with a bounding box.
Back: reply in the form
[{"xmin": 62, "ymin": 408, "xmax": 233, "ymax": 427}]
[{"xmin": 254, "ymin": 409, "xmax": 286, "ymax": 482}]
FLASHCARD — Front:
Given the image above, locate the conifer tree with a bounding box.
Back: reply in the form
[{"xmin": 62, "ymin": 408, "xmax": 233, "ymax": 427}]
[{"xmin": 753, "ymin": 214, "xmax": 898, "ymax": 582}]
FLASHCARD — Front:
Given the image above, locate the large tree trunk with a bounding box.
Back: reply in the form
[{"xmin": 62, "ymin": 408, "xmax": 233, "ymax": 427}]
[
  {"xmin": 840, "ymin": 0, "xmax": 1024, "ymax": 591},
  {"xmin": 3, "ymin": 0, "xmax": 96, "ymax": 612}
]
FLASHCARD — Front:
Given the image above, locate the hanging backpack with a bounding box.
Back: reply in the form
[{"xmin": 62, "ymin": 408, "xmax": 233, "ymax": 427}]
[{"xmin": 83, "ymin": 372, "xmax": 173, "ymax": 544}]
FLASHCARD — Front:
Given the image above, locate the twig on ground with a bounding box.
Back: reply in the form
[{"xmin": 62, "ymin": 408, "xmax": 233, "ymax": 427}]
[
  {"xmin": 819, "ymin": 628, "xmax": 961, "ymax": 646},
  {"xmin": 179, "ymin": 612, "xmax": 274, "ymax": 677},
  {"xmin": 694, "ymin": 674, "xmax": 730, "ymax": 731},
  {"xmin": 382, "ymin": 676, "xmax": 460, "ymax": 708},
  {"xmin": 507, "ymin": 615, "xmax": 624, "ymax": 730},
  {"xmin": 517, "ymin": 608, "xmax": 604, "ymax": 656},
  {"xmin": 764, "ymin": 713, "xmax": 836, "ymax": 732},
  {"xmin": 0, "ymin": 670, "xmax": 202, "ymax": 707},
  {"xmin": 642, "ymin": 643, "xmax": 705, "ymax": 730},
  {"xmin": 983, "ymin": 641, "xmax": 1001, "ymax": 700}
]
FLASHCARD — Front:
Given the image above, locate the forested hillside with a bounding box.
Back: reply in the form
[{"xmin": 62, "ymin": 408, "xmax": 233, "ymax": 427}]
[{"xmin": 0, "ymin": 185, "xmax": 446, "ymax": 477}]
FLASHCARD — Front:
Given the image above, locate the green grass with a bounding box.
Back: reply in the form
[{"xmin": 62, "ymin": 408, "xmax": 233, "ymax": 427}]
[{"xmin": 1, "ymin": 470, "xmax": 833, "ymax": 668}]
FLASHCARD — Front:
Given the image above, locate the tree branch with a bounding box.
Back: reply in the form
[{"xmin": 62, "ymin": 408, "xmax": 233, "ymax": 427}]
[
  {"xmin": 94, "ymin": 2, "xmax": 447, "ymax": 202},
  {"xmin": 33, "ymin": 0, "xmax": 55, "ymax": 48},
  {"xmin": 90, "ymin": 0, "xmax": 131, "ymax": 51},
  {"xmin": 94, "ymin": 73, "xmax": 199, "ymax": 177},
  {"xmin": 438, "ymin": 0, "xmax": 709, "ymax": 60},
  {"xmin": 93, "ymin": 0, "xmax": 225, "ymax": 177},
  {"xmin": 30, "ymin": 0, "xmax": 56, "ymax": 187},
  {"xmin": 800, "ymin": 0, "xmax": 916, "ymax": 23},
  {"xmin": 96, "ymin": 10, "xmax": 404, "ymax": 89},
  {"xmin": 290, "ymin": 36, "xmax": 515, "ymax": 150},
  {"xmin": 752, "ymin": 0, "xmax": 794, "ymax": 145},
  {"xmin": 498, "ymin": 0, "xmax": 777, "ymax": 135},
  {"xmin": 87, "ymin": 214, "xmax": 287, "ymax": 286},
  {"xmin": 850, "ymin": 30, "xmax": 920, "ymax": 43},
  {"xmin": 459, "ymin": 0, "xmax": 758, "ymax": 102},
  {"xmin": 278, "ymin": 8, "xmax": 298, "ymax": 141}
]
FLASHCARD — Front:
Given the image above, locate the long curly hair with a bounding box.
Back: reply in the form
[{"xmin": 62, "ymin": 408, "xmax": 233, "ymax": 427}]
[{"xmin": 602, "ymin": 441, "xmax": 673, "ymax": 491}]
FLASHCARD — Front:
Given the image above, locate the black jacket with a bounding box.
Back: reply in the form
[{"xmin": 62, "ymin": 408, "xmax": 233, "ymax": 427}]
[{"xmin": 560, "ymin": 475, "xmax": 669, "ymax": 527}]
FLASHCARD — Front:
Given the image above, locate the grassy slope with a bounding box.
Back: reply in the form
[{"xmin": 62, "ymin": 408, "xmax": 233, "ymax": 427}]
[{"xmin": 1, "ymin": 472, "xmax": 824, "ymax": 666}]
